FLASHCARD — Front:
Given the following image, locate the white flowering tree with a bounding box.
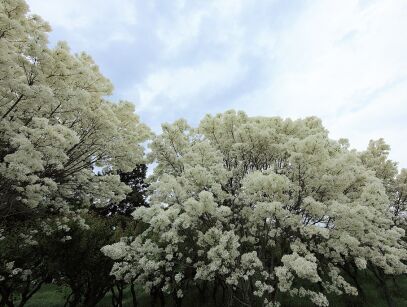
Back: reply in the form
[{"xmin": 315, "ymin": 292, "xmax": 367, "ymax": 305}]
[
  {"xmin": 0, "ymin": 0, "xmax": 150, "ymax": 305},
  {"xmin": 360, "ymin": 139, "xmax": 407, "ymax": 231},
  {"xmin": 103, "ymin": 111, "xmax": 406, "ymax": 306},
  {"xmin": 394, "ymin": 169, "xmax": 407, "ymax": 230},
  {"xmin": 359, "ymin": 139, "xmax": 407, "ymax": 306}
]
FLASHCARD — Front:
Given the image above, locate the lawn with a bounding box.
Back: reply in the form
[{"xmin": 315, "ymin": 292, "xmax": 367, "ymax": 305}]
[{"xmin": 22, "ymin": 274, "xmax": 407, "ymax": 307}]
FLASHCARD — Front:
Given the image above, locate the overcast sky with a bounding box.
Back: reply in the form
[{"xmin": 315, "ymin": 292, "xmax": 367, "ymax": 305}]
[{"xmin": 26, "ymin": 0, "xmax": 407, "ymax": 168}]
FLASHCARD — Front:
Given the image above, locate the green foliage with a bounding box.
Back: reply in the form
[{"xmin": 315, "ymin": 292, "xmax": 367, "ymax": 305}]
[
  {"xmin": 94, "ymin": 164, "xmax": 149, "ymax": 217},
  {"xmin": 44, "ymin": 214, "xmax": 117, "ymax": 306}
]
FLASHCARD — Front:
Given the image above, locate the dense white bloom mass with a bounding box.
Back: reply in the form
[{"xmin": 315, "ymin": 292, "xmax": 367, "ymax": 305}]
[
  {"xmin": 0, "ymin": 0, "xmax": 150, "ymax": 221},
  {"xmin": 104, "ymin": 111, "xmax": 407, "ymax": 305},
  {"xmin": 0, "ymin": 1, "xmax": 150, "ymax": 302}
]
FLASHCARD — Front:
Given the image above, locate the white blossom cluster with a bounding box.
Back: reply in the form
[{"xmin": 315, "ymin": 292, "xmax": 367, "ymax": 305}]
[
  {"xmin": 103, "ymin": 111, "xmax": 407, "ymax": 305},
  {"xmin": 0, "ymin": 261, "xmax": 32, "ymax": 283},
  {"xmin": 0, "ymin": 0, "xmax": 151, "ymax": 224}
]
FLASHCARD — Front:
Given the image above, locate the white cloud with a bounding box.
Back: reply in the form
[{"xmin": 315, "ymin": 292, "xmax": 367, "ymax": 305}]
[
  {"xmin": 327, "ymin": 79, "xmax": 407, "ymax": 165},
  {"xmin": 27, "ymin": 0, "xmax": 137, "ymax": 47},
  {"xmin": 278, "ymin": 0, "xmax": 406, "ymax": 112},
  {"xmin": 156, "ymin": 10, "xmax": 206, "ymax": 56},
  {"xmin": 155, "ymin": 0, "xmax": 246, "ymax": 58},
  {"xmin": 25, "ymin": 0, "xmax": 407, "ymax": 167},
  {"xmin": 129, "ymin": 51, "xmax": 247, "ymax": 113},
  {"xmin": 234, "ymin": 0, "xmax": 407, "ymax": 166}
]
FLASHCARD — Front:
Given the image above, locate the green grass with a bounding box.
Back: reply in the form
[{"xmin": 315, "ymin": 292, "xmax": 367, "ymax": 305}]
[
  {"xmin": 24, "ymin": 284, "xmax": 70, "ymax": 307},
  {"xmin": 21, "ymin": 274, "xmax": 407, "ymax": 306}
]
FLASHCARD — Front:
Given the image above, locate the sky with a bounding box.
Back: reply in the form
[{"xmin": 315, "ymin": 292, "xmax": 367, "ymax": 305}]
[{"xmin": 26, "ymin": 0, "xmax": 407, "ymax": 168}]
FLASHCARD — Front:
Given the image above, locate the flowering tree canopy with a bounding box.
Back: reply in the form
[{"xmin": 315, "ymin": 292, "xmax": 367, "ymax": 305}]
[
  {"xmin": 360, "ymin": 139, "xmax": 407, "ymax": 231},
  {"xmin": 0, "ymin": 1, "xmax": 150, "ymax": 304},
  {"xmin": 0, "ymin": 0, "xmax": 150, "ymax": 221},
  {"xmin": 103, "ymin": 111, "xmax": 406, "ymax": 306}
]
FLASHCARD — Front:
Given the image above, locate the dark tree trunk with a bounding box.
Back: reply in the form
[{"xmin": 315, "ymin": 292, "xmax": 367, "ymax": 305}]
[
  {"xmin": 212, "ymin": 281, "xmax": 218, "ymax": 305},
  {"xmin": 159, "ymin": 291, "xmax": 165, "ymax": 307},
  {"xmin": 0, "ymin": 287, "xmax": 11, "ymax": 307},
  {"xmin": 17, "ymin": 279, "xmax": 45, "ymax": 307},
  {"xmin": 371, "ymin": 266, "xmax": 395, "ymax": 307},
  {"xmin": 197, "ymin": 281, "xmax": 207, "ymax": 301},
  {"xmin": 150, "ymin": 287, "xmax": 165, "ymax": 307},
  {"xmin": 344, "ymin": 264, "xmax": 366, "ymax": 300},
  {"xmin": 172, "ymin": 291, "xmax": 182, "ymax": 307},
  {"xmin": 110, "ymin": 284, "xmax": 123, "ymax": 307},
  {"xmin": 130, "ymin": 282, "xmax": 138, "ymax": 307}
]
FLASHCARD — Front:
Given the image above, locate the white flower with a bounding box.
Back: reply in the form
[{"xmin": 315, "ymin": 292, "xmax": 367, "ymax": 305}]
[{"xmin": 175, "ymin": 273, "xmax": 183, "ymax": 283}]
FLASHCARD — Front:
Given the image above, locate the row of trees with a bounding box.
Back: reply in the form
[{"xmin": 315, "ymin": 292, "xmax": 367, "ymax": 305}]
[{"xmin": 1, "ymin": 0, "xmax": 406, "ymax": 306}]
